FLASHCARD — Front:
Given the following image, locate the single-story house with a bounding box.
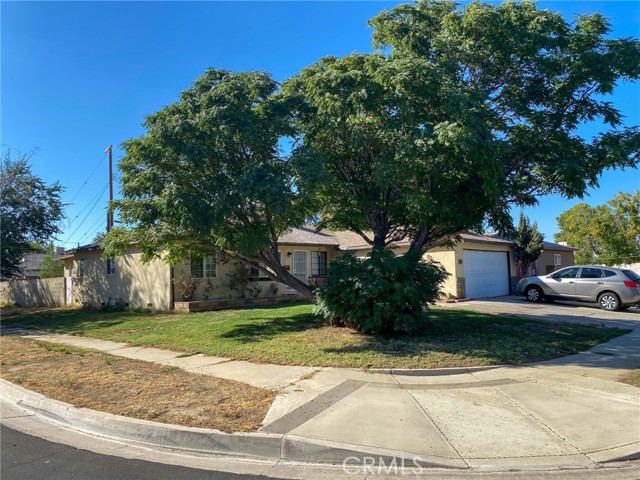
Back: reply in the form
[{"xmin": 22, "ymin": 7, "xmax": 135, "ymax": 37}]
[
  {"xmin": 530, "ymin": 241, "xmax": 577, "ymax": 275},
  {"xmin": 17, "ymin": 253, "xmax": 48, "ymax": 279},
  {"xmin": 58, "ymin": 227, "xmax": 575, "ymax": 310}
]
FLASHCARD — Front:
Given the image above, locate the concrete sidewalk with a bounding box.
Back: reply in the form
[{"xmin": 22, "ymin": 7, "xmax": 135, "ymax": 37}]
[{"xmin": 1, "ymin": 327, "xmax": 639, "ymax": 472}]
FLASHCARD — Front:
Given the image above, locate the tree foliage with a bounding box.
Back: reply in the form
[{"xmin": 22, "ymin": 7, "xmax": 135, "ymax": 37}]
[
  {"xmin": 105, "ymin": 1, "xmax": 640, "ymax": 317},
  {"xmin": 39, "ymin": 252, "xmax": 64, "ymax": 278},
  {"xmin": 513, "ymin": 212, "xmax": 544, "ymax": 278},
  {"xmin": 555, "ymin": 191, "xmax": 640, "ymax": 266},
  {"xmin": 314, "ymin": 250, "xmax": 448, "ymax": 334},
  {"xmin": 103, "ymin": 69, "xmax": 316, "ymax": 297},
  {"xmin": 0, "ymin": 149, "xmax": 64, "ymax": 278},
  {"xmin": 286, "ymin": 0, "xmax": 640, "ymax": 255}
]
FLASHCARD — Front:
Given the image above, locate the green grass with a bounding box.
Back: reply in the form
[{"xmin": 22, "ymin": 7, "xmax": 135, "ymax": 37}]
[{"xmin": 4, "ymin": 302, "xmax": 629, "ymax": 369}]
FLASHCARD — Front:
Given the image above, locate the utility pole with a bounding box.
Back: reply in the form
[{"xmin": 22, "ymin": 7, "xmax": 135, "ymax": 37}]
[{"xmin": 104, "ymin": 145, "xmax": 113, "ymax": 232}]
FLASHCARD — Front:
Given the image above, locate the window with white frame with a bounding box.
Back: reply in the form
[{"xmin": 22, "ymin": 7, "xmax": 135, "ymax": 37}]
[
  {"xmin": 554, "ymin": 253, "xmax": 562, "ymax": 266},
  {"xmin": 191, "ymin": 255, "xmax": 217, "ymax": 278},
  {"xmin": 77, "ymin": 258, "xmax": 87, "ymax": 277},
  {"xmin": 106, "ymin": 258, "xmax": 116, "ymax": 275}
]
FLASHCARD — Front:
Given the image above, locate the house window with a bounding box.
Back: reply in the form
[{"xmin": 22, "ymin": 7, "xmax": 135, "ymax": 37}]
[
  {"xmin": 191, "ymin": 255, "xmax": 217, "ymax": 278},
  {"xmin": 311, "ymin": 251, "xmax": 327, "ymax": 277},
  {"xmin": 106, "ymin": 258, "xmax": 116, "ymax": 275},
  {"xmin": 249, "ymin": 263, "xmax": 272, "ymax": 280},
  {"xmin": 554, "ymin": 254, "xmax": 562, "ymax": 266},
  {"xmin": 249, "ymin": 266, "xmax": 260, "ymax": 279},
  {"xmin": 77, "ymin": 258, "xmax": 87, "ymax": 278}
]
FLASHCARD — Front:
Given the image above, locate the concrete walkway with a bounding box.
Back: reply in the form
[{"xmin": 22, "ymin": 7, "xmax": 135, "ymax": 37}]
[{"xmin": 1, "ymin": 326, "xmax": 639, "ymax": 472}]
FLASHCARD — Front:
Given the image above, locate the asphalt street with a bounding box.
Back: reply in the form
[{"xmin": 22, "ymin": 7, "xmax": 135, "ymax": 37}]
[{"xmin": 0, "ymin": 425, "xmax": 281, "ymax": 480}]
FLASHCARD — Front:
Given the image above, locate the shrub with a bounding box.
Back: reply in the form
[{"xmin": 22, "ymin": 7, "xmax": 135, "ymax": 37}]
[
  {"xmin": 314, "ymin": 250, "xmax": 448, "ymax": 334},
  {"xmin": 173, "ymin": 275, "xmax": 198, "ymax": 301},
  {"xmin": 225, "ymin": 261, "xmax": 262, "ymax": 299}
]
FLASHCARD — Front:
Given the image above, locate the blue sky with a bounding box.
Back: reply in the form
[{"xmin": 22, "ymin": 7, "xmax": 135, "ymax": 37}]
[{"xmin": 2, "ymin": 1, "xmax": 639, "ymax": 247}]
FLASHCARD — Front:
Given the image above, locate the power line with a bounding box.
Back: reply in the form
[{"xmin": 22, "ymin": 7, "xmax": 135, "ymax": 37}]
[
  {"xmin": 77, "ymin": 218, "xmax": 107, "ymax": 246},
  {"xmin": 67, "ymin": 153, "xmax": 108, "ymax": 205},
  {"xmin": 64, "ymin": 183, "xmax": 109, "ymax": 245},
  {"xmin": 65, "ymin": 182, "xmax": 109, "ymax": 228}
]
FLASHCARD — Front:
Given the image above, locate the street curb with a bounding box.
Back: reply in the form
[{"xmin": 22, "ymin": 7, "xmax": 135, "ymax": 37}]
[
  {"xmin": 3, "ymin": 379, "xmax": 639, "ymax": 472},
  {"xmin": 367, "ymin": 365, "xmax": 504, "ymax": 376},
  {"xmin": 0, "ymin": 379, "xmax": 282, "ymax": 459},
  {"xmin": 0, "ymin": 379, "xmax": 465, "ymax": 468}
]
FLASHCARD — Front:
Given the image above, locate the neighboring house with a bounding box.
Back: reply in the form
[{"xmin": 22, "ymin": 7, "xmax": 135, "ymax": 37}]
[
  {"xmin": 16, "ymin": 247, "xmax": 66, "ymax": 279},
  {"xmin": 17, "ymin": 253, "xmax": 48, "ymax": 279},
  {"xmin": 529, "ymin": 242, "xmax": 577, "ymax": 276},
  {"xmin": 485, "ymin": 234, "xmax": 576, "ymax": 277},
  {"xmin": 59, "ymin": 227, "xmax": 535, "ymax": 310}
]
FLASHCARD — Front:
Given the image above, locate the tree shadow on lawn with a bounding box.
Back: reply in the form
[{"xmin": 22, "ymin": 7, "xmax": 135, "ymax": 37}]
[{"xmin": 219, "ymin": 309, "xmax": 324, "ymax": 343}]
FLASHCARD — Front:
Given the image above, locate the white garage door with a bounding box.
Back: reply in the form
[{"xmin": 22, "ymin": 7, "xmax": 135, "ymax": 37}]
[{"xmin": 463, "ymin": 250, "xmax": 510, "ymax": 298}]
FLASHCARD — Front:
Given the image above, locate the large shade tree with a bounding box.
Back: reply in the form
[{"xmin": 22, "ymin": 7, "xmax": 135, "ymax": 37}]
[
  {"xmin": 103, "ymin": 69, "xmax": 316, "ymax": 298},
  {"xmin": 286, "ymin": 0, "xmax": 640, "ymax": 255},
  {"xmin": 0, "ymin": 149, "xmax": 64, "ymax": 278},
  {"xmin": 555, "ymin": 191, "xmax": 640, "ymax": 265}
]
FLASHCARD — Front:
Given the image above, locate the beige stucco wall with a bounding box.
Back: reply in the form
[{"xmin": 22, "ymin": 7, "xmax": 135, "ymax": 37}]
[
  {"xmin": 0, "ymin": 277, "xmax": 66, "ymax": 307},
  {"xmin": 344, "ymin": 244, "xmax": 459, "ymax": 298},
  {"xmin": 64, "ymin": 247, "xmax": 171, "ymax": 310},
  {"xmin": 173, "ymin": 245, "xmax": 341, "ymax": 302},
  {"xmin": 323, "ymin": 241, "xmax": 516, "ymax": 299},
  {"xmin": 530, "ymin": 250, "xmax": 575, "ymax": 276}
]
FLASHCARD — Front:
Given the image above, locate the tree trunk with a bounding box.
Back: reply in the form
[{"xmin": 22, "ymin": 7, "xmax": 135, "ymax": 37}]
[{"xmin": 230, "ymin": 248, "xmax": 316, "ymax": 300}]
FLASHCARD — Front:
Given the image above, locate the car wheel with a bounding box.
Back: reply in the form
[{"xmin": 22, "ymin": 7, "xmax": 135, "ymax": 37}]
[
  {"xmin": 598, "ymin": 292, "xmax": 621, "ymax": 311},
  {"xmin": 525, "ymin": 286, "xmax": 543, "ymax": 303}
]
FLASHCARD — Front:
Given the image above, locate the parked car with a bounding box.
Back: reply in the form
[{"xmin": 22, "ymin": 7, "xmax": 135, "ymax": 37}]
[{"xmin": 516, "ymin": 266, "xmax": 640, "ymax": 311}]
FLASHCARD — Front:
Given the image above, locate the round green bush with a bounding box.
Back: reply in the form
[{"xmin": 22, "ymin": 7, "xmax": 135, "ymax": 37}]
[{"xmin": 314, "ymin": 249, "xmax": 448, "ymax": 334}]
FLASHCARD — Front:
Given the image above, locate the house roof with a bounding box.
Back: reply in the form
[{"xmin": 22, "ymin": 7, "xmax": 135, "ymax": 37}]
[
  {"xmin": 19, "ymin": 253, "xmax": 48, "ymax": 275},
  {"xmin": 278, "ymin": 226, "xmax": 341, "ymax": 246},
  {"xmin": 484, "ymin": 233, "xmax": 577, "ymax": 251},
  {"xmin": 328, "ymin": 230, "xmax": 515, "ymax": 250},
  {"xmin": 542, "ymin": 241, "xmax": 578, "ymax": 252},
  {"xmin": 61, "ymin": 227, "xmax": 550, "ymax": 258},
  {"xmin": 57, "ymin": 242, "xmax": 101, "ymax": 259}
]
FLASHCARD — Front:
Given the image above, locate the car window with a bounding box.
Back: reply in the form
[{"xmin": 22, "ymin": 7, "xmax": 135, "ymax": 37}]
[
  {"xmin": 622, "ymin": 270, "xmax": 640, "ymax": 282},
  {"xmin": 602, "ymin": 270, "xmax": 617, "ymax": 278},
  {"xmin": 554, "ymin": 267, "xmax": 580, "ymax": 279},
  {"xmin": 580, "ymin": 268, "xmax": 603, "ymax": 279}
]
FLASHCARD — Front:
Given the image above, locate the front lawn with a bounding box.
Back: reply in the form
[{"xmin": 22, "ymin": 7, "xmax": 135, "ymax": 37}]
[{"xmin": 4, "ymin": 303, "xmax": 628, "ymax": 369}]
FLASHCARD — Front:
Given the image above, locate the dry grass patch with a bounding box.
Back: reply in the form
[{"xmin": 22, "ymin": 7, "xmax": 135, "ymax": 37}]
[
  {"xmin": 620, "ymin": 369, "xmax": 640, "ymax": 388},
  {"xmin": 0, "ymin": 336, "xmax": 275, "ymax": 432}
]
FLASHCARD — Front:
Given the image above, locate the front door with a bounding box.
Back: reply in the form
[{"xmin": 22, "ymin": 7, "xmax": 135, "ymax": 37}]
[{"xmin": 292, "ymin": 251, "xmax": 308, "ymax": 285}]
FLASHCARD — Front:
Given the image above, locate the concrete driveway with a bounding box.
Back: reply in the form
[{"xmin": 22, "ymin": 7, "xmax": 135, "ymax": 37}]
[{"xmin": 439, "ymin": 295, "xmax": 640, "ymax": 329}]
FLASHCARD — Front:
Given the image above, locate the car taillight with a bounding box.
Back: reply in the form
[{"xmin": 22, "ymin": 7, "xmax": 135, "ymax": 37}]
[{"xmin": 624, "ymin": 280, "xmax": 639, "ymax": 288}]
